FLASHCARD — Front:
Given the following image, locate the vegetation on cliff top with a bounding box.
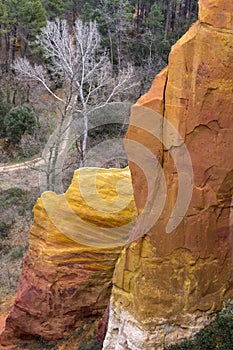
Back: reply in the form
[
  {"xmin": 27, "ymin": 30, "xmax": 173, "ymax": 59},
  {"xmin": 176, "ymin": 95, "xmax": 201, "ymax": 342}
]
[{"xmin": 164, "ymin": 300, "xmax": 233, "ymax": 350}]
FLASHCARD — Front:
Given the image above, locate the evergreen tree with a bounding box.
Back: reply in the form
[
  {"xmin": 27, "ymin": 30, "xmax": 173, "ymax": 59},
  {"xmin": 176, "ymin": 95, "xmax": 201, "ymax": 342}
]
[
  {"xmin": 0, "ymin": 0, "xmax": 46, "ymax": 65},
  {"xmin": 100, "ymin": 0, "xmax": 134, "ymax": 68},
  {"xmin": 17, "ymin": 0, "xmax": 46, "ymax": 56},
  {"xmin": 41, "ymin": 0, "xmax": 66, "ymax": 20},
  {"xmin": 80, "ymin": 3, "xmax": 103, "ymax": 24},
  {"xmin": 148, "ymin": 2, "xmax": 164, "ymax": 35},
  {"xmin": 4, "ymin": 104, "xmax": 36, "ymax": 143}
]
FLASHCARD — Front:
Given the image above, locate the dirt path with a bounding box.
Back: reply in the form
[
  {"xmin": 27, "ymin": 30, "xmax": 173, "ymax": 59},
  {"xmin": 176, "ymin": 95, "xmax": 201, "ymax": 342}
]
[
  {"xmin": 0, "ymin": 157, "xmax": 42, "ymax": 173},
  {"xmin": 0, "ymin": 158, "xmax": 41, "ymax": 195}
]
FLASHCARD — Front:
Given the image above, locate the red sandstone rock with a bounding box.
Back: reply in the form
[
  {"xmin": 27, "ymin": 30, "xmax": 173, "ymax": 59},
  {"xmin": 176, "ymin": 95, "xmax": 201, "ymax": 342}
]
[{"xmin": 96, "ymin": 303, "xmax": 110, "ymax": 343}]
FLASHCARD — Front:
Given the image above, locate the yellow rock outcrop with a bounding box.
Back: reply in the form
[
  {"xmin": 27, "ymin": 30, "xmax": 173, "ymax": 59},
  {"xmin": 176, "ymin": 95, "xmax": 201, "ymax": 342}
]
[{"xmin": 0, "ymin": 167, "xmax": 136, "ymax": 343}]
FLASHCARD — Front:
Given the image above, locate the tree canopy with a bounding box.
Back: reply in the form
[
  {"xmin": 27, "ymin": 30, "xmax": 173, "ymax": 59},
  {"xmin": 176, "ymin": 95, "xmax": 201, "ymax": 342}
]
[{"xmin": 0, "ymin": 0, "xmax": 198, "ymax": 70}]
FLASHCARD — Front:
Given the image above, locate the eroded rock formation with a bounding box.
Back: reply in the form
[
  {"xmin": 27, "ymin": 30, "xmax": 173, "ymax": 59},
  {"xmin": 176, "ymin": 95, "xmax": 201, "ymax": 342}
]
[
  {"xmin": 103, "ymin": 1, "xmax": 233, "ymax": 349},
  {"xmin": 0, "ymin": 167, "xmax": 136, "ymax": 344}
]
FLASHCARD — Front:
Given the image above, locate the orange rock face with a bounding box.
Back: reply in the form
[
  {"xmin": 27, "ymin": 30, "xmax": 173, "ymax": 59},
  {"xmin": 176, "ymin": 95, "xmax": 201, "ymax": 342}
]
[
  {"xmin": 104, "ymin": 1, "xmax": 233, "ymax": 349},
  {"xmin": 199, "ymin": 0, "xmax": 233, "ymax": 29},
  {"xmin": 0, "ymin": 168, "xmax": 136, "ymax": 344}
]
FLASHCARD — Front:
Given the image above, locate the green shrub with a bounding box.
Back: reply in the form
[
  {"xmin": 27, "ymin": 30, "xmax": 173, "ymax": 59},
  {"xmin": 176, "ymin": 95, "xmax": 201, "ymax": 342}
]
[
  {"xmin": 164, "ymin": 301, "xmax": 233, "ymax": 350},
  {"xmin": 38, "ymin": 337, "xmax": 57, "ymax": 349},
  {"xmin": 17, "ymin": 337, "xmax": 57, "ymax": 349},
  {"xmin": 4, "ymin": 104, "xmax": 36, "ymax": 143},
  {"xmin": 0, "ymin": 221, "xmax": 13, "ymax": 238},
  {"xmin": 9, "ymin": 244, "xmax": 25, "ymax": 260},
  {"xmin": 0, "ymin": 187, "xmax": 34, "ymax": 240},
  {"xmin": 0, "ymin": 187, "xmax": 32, "ymax": 210},
  {"xmin": 3, "ymin": 187, "xmax": 25, "ymax": 199},
  {"xmin": 78, "ymin": 337, "xmax": 102, "ymax": 350}
]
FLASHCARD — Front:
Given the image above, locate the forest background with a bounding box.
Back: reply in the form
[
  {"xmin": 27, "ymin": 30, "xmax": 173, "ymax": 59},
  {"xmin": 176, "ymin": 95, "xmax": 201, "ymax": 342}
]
[{"xmin": 0, "ymin": 0, "xmax": 198, "ymax": 155}]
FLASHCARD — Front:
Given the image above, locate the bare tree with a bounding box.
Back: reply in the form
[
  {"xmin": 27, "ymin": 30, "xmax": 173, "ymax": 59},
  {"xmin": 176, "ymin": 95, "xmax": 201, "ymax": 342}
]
[{"xmin": 13, "ymin": 19, "xmax": 136, "ymax": 190}]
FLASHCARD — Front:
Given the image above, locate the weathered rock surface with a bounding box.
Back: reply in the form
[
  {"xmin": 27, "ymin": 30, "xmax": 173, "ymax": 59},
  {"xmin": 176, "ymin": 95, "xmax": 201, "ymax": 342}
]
[
  {"xmin": 104, "ymin": 1, "xmax": 233, "ymax": 349},
  {"xmin": 0, "ymin": 167, "xmax": 136, "ymax": 344}
]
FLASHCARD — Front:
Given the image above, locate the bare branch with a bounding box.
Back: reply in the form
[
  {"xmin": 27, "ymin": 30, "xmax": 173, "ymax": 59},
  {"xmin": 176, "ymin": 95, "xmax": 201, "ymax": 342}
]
[
  {"xmin": 12, "ymin": 17, "xmax": 137, "ymax": 190},
  {"xmin": 13, "ymin": 58, "xmax": 65, "ymax": 104}
]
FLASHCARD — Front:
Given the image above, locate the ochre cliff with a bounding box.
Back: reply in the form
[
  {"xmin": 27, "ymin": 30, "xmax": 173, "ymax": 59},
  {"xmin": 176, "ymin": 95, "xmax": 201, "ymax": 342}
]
[
  {"xmin": 104, "ymin": 1, "xmax": 233, "ymax": 349},
  {"xmin": 0, "ymin": 167, "xmax": 136, "ymax": 344}
]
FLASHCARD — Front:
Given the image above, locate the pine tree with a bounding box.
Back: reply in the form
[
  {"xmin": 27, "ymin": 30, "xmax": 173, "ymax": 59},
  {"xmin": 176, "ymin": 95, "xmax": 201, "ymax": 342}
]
[
  {"xmin": 17, "ymin": 0, "xmax": 46, "ymax": 56},
  {"xmin": 100, "ymin": 0, "xmax": 133, "ymax": 68},
  {"xmin": 0, "ymin": 0, "xmax": 46, "ymax": 65},
  {"xmin": 41, "ymin": 0, "xmax": 66, "ymax": 20}
]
